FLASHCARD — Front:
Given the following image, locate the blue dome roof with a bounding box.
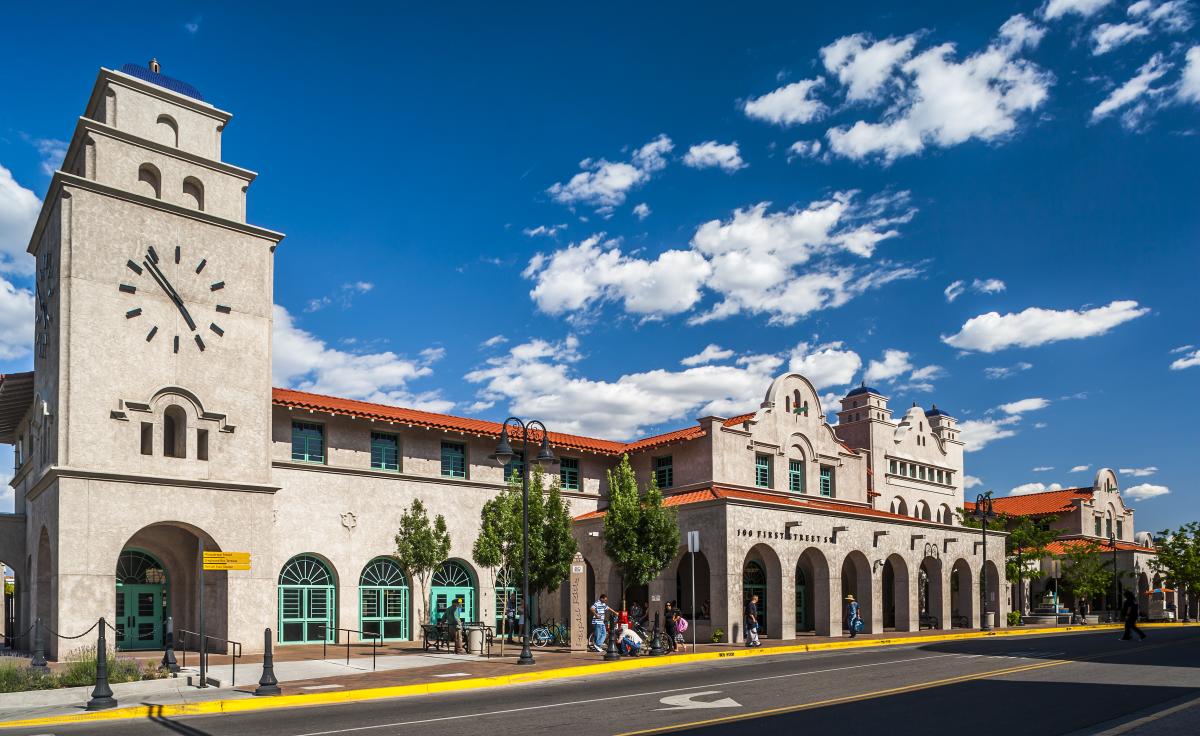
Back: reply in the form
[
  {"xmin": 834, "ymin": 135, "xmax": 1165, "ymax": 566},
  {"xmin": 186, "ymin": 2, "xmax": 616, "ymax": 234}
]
[
  {"xmin": 846, "ymin": 383, "xmax": 880, "ymax": 397},
  {"xmin": 926, "ymin": 404, "xmax": 951, "ymax": 417},
  {"xmin": 119, "ymin": 63, "xmax": 205, "ymax": 101}
]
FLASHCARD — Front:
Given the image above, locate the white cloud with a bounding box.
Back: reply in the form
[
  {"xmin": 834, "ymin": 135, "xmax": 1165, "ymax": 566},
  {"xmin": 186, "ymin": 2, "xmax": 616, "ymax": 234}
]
[
  {"xmin": 999, "ymin": 397, "xmax": 1050, "ymax": 414},
  {"xmin": 632, "ymin": 203, "xmax": 651, "ymax": 220},
  {"xmin": 1091, "ymin": 52, "xmax": 1172, "ymax": 128},
  {"xmin": 788, "ymin": 140, "xmax": 824, "ymax": 161},
  {"xmin": 973, "ymin": 278, "xmax": 1006, "ymax": 294},
  {"xmin": 1010, "ymin": 481, "xmax": 1063, "ymax": 495},
  {"xmin": 523, "ymin": 224, "xmax": 567, "ymax": 238},
  {"xmin": 1041, "ymin": 0, "xmax": 1114, "ymax": 21},
  {"xmin": 1125, "ymin": 482, "xmax": 1170, "ymax": 501},
  {"xmin": 821, "ymin": 33, "xmax": 918, "ymax": 103},
  {"xmin": 1070, "ymin": 464, "xmax": 1091, "ymax": 472},
  {"xmin": 303, "ymin": 281, "xmax": 375, "ymax": 313},
  {"xmin": 481, "ymin": 334, "xmax": 508, "ymax": 348},
  {"xmin": 984, "ymin": 361, "xmax": 1034, "ymax": 379},
  {"xmin": 1120, "ymin": 466, "xmax": 1158, "ymax": 477},
  {"xmin": 1129, "ymin": 0, "xmax": 1193, "ymax": 32},
  {"xmin": 1034, "ymin": 421, "xmax": 1048, "ymax": 428},
  {"xmin": 825, "ymin": 15, "xmax": 1052, "ymax": 163},
  {"xmin": 526, "ymin": 191, "xmax": 918, "ymax": 326},
  {"xmin": 959, "ymin": 414, "xmax": 1021, "ymax": 451},
  {"xmin": 0, "ymin": 467, "xmax": 11, "ymax": 513},
  {"xmin": 945, "ymin": 280, "xmax": 966, "ymax": 303},
  {"xmin": 1171, "ymin": 343, "xmax": 1195, "ymax": 353},
  {"xmin": 681, "ymin": 344, "xmax": 735, "ymax": 367},
  {"xmin": 0, "ymin": 164, "xmax": 39, "ymax": 276},
  {"xmin": 1170, "ymin": 347, "xmax": 1200, "ymax": 369},
  {"xmin": 1091, "ymin": 22, "xmax": 1152, "ymax": 55},
  {"xmin": 547, "ymin": 134, "xmax": 672, "ymax": 211},
  {"xmin": 0, "ymin": 277, "xmax": 33, "ymax": 360},
  {"xmin": 1181, "ymin": 46, "xmax": 1200, "ymax": 104},
  {"xmin": 864, "ymin": 349, "xmax": 912, "ymax": 383},
  {"xmin": 787, "ymin": 341, "xmax": 863, "ymax": 389},
  {"xmin": 942, "ymin": 300, "xmax": 1149, "ymax": 352},
  {"xmin": 26, "ymin": 138, "xmax": 67, "ymax": 176},
  {"xmin": 272, "ymin": 305, "xmax": 452, "ymax": 411},
  {"xmin": 683, "ymin": 141, "xmax": 747, "ymax": 172},
  {"xmin": 184, "ymin": 17, "xmax": 201, "ymax": 33},
  {"xmin": 1033, "ymin": 466, "xmax": 1055, "ymax": 471},
  {"xmin": 964, "ymin": 475, "xmax": 984, "ymax": 489},
  {"xmin": 743, "ymin": 79, "xmax": 828, "ymax": 125}
]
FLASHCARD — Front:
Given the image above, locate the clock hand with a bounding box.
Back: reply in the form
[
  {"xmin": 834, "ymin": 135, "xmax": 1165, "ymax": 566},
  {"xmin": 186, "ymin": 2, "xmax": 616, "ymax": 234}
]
[{"xmin": 143, "ymin": 258, "xmax": 197, "ymax": 331}]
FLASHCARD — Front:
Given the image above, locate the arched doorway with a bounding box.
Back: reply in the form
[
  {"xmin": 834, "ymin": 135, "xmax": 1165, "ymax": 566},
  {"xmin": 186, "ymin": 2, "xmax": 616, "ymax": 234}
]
[
  {"xmin": 279, "ymin": 554, "xmax": 336, "ymax": 644},
  {"xmin": 359, "ymin": 557, "xmax": 409, "ymax": 642},
  {"xmin": 744, "ymin": 544, "xmax": 782, "ymax": 639},
  {"xmin": 431, "ymin": 560, "xmax": 476, "ymax": 624},
  {"xmin": 115, "ymin": 550, "xmax": 168, "ymax": 650},
  {"xmin": 951, "ymin": 559, "xmax": 975, "ymax": 628},
  {"xmin": 983, "ymin": 560, "xmax": 1001, "ymax": 628},
  {"xmin": 796, "ymin": 547, "xmax": 831, "ymax": 635},
  {"xmin": 676, "ymin": 551, "xmax": 710, "ymax": 622},
  {"xmin": 920, "ymin": 556, "xmax": 944, "ymax": 627},
  {"xmin": 883, "ymin": 554, "xmax": 910, "ymax": 631},
  {"xmin": 743, "ymin": 560, "xmax": 767, "ymax": 632},
  {"xmin": 841, "ymin": 551, "xmax": 873, "ymax": 634}
]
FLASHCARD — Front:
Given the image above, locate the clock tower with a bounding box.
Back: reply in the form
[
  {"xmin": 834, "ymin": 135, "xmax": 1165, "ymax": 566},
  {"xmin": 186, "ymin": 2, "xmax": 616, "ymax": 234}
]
[{"xmin": 27, "ymin": 62, "xmax": 283, "ymax": 484}]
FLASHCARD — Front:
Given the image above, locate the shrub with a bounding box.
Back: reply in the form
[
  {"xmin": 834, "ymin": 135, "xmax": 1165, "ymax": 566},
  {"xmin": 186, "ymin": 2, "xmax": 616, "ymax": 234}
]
[
  {"xmin": 0, "ymin": 658, "xmax": 57, "ymax": 693},
  {"xmin": 56, "ymin": 646, "xmax": 164, "ymax": 687},
  {"xmin": 711, "ymin": 628, "xmax": 725, "ymax": 643},
  {"xmin": 1007, "ymin": 611, "xmax": 1022, "ymax": 627}
]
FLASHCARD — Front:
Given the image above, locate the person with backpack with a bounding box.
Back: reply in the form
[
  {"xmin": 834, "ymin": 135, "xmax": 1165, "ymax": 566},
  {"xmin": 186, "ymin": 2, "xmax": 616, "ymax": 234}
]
[
  {"xmin": 446, "ymin": 596, "xmax": 464, "ymax": 654},
  {"xmin": 590, "ymin": 594, "xmax": 609, "ymax": 652},
  {"xmin": 846, "ymin": 594, "xmax": 861, "ymax": 638},
  {"xmin": 745, "ymin": 594, "xmax": 761, "ymax": 647},
  {"xmin": 671, "ymin": 609, "xmax": 688, "ymax": 652},
  {"xmin": 1120, "ymin": 590, "xmax": 1147, "ymax": 641}
]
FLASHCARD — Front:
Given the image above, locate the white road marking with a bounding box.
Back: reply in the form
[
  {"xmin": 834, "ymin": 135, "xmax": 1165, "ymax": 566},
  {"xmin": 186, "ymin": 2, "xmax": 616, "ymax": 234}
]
[
  {"xmin": 432, "ymin": 672, "xmax": 470, "ymax": 677},
  {"xmin": 301, "ymin": 685, "xmax": 344, "ymax": 690},
  {"xmin": 290, "ymin": 652, "xmax": 964, "ymax": 735},
  {"xmin": 657, "ymin": 691, "xmax": 741, "ymax": 710}
]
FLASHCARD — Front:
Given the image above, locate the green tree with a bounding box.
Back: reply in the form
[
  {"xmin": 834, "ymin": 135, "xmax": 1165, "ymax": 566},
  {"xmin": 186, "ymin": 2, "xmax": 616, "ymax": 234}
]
[
  {"xmin": 1006, "ymin": 515, "xmax": 1060, "ymax": 616},
  {"xmin": 603, "ymin": 455, "xmax": 679, "ymax": 607},
  {"xmin": 394, "ymin": 498, "xmax": 452, "ymax": 623},
  {"xmin": 1151, "ymin": 523, "xmax": 1200, "ymax": 619},
  {"xmin": 473, "ymin": 475, "xmax": 521, "ymax": 637},
  {"xmin": 1061, "ymin": 542, "xmax": 1114, "ymax": 614},
  {"xmin": 536, "ymin": 474, "xmax": 579, "ymax": 596}
]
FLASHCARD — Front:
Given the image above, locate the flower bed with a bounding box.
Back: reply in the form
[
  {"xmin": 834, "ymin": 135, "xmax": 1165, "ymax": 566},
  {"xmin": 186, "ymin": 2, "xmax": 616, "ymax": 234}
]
[{"xmin": 0, "ymin": 646, "xmax": 167, "ymax": 693}]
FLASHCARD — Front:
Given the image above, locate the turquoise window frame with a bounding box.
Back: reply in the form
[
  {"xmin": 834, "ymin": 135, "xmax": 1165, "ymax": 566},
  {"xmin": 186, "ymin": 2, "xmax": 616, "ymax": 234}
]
[
  {"xmin": 755, "ymin": 453, "xmax": 772, "ymax": 488},
  {"xmin": 370, "ymin": 432, "xmax": 400, "ymax": 471},
  {"xmin": 819, "ymin": 466, "xmax": 834, "ymax": 497},
  {"xmin": 788, "ymin": 459, "xmax": 804, "ymax": 493},
  {"xmin": 560, "ymin": 457, "xmax": 580, "ymax": 490},
  {"xmin": 503, "ymin": 450, "xmax": 525, "ymax": 484},
  {"xmin": 441, "ymin": 441, "xmax": 466, "ymax": 478},
  {"xmin": 654, "ymin": 456, "xmax": 674, "ymax": 489},
  {"xmin": 359, "ymin": 557, "xmax": 410, "ymax": 642},
  {"xmin": 291, "ymin": 422, "xmax": 325, "ymax": 463}
]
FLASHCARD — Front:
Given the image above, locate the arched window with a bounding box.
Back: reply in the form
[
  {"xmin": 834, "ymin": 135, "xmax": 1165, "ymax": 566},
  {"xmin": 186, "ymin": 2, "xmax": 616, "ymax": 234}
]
[
  {"xmin": 156, "ymin": 114, "xmax": 179, "ymax": 147},
  {"xmin": 915, "ymin": 500, "xmax": 931, "ymax": 521},
  {"xmin": 279, "ymin": 554, "xmax": 336, "ymax": 644},
  {"xmin": 891, "ymin": 497, "xmax": 908, "ymax": 516},
  {"xmin": 137, "ymin": 163, "xmax": 161, "ymax": 199},
  {"xmin": 359, "ymin": 557, "xmax": 409, "ymax": 642},
  {"xmin": 430, "ymin": 560, "xmax": 476, "ymax": 623},
  {"xmin": 163, "ymin": 405, "xmax": 187, "ymax": 458},
  {"xmin": 182, "ymin": 176, "xmax": 204, "ymax": 211},
  {"xmin": 938, "ymin": 504, "xmax": 953, "ymax": 525}
]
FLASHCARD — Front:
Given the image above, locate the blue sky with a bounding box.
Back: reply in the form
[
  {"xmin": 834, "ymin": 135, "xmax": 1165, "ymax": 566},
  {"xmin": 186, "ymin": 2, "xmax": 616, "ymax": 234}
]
[{"xmin": 1, "ymin": 1, "xmax": 1197, "ymax": 532}]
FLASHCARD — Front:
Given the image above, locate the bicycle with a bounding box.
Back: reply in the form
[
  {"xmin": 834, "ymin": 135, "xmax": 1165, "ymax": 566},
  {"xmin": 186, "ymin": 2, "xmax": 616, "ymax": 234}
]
[{"xmin": 531, "ymin": 619, "xmax": 570, "ymax": 647}]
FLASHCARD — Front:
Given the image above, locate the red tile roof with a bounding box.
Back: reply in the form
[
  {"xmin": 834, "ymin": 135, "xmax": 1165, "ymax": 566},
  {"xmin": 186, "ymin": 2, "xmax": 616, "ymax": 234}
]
[
  {"xmin": 1045, "ymin": 538, "xmax": 1156, "ymax": 555},
  {"xmin": 273, "ymin": 389, "xmax": 764, "ymax": 457},
  {"xmin": 965, "ymin": 487, "xmax": 1094, "ymax": 517},
  {"xmin": 575, "ymin": 484, "xmax": 948, "ymax": 525}
]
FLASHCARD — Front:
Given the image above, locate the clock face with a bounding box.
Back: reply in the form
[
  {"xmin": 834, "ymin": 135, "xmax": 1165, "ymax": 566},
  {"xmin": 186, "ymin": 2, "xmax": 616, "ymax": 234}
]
[{"xmin": 118, "ymin": 245, "xmax": 229, "ymax": 353}]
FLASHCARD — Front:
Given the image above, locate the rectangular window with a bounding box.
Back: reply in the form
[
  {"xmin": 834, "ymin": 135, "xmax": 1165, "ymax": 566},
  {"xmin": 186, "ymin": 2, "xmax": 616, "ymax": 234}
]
[
  {"xmin": 918, "ymin": 466, "xmax": 927, "ymax": 481},
  {"xmin": 1117, "ymin": 520, "xmax": 1124, "ymax": 539},
  {"xmin": 291, "ymin": 422, "xmax": 325, "ymax": 463},
  {"xmin": 1095, "ymin": 516, "xmax": 1102, "ymax": 536},
  {"xmin": 197, "ymin": 429, "xmax": 209, "ymax": 461},
  {"xmin": 936, "ymin": 469, "xmax": 944, "ymax": 484},
  {"xmin": 755, "ymin": 453, "xmax": 772, "ymax": 488},
  {"xmin": 789, "ymin": 459, "xmax": 805, "ymax": 493},
  {"xmin": 503, "ymin": 450, "xmax": 525, "ymax": 483},
  {"xmin": 370, "ymin": 432, "xmax": 399, "ymax": 471},
  {"xmin": 888, "ymin": 459, "xmax": 897, "ymax": 474},
  {"xmin": 441, "ymin": 442, "xmax": 466, "ymax": 478},
  {"xmin": 945, "ymin": 471, "xmax": 953, "ymax": 485},
  {"xmin": 819, "ymin": 466, "xmax": 835, "ymax": 497},
  {"xmin": 140, "ymin": 422, "xmax": 153, "ymax": 456},
  {"xmin": 1106, "ymin": 517, "xmax": 1113, "ymax": 537},
  {"xmin": 654, "ymin": 456, "xmax": 673, "ymax": 489},
  {"xmin": 560, "ymin": 457, "xmax": 580, "ymax": 490}
]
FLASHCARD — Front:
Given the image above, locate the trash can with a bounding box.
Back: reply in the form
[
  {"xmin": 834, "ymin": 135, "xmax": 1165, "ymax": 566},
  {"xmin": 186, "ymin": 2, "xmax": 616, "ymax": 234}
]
[{"xmin": 467, "ymin": 627, "xmax": 484, "ymax": 654}]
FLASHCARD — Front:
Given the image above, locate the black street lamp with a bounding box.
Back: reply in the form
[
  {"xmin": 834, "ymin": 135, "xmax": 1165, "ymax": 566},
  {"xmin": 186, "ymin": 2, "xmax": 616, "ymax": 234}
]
[
  {"xmin": 973, "ymin": 492, "xmax": 996, "ymax": 631},
  {"xmin": 1108, "ymin": 533, "xmax": 1120, "ymax": 622},
  {"xmin": 491, "ymin": 417, "xmax": 557, "ymax": 666}
]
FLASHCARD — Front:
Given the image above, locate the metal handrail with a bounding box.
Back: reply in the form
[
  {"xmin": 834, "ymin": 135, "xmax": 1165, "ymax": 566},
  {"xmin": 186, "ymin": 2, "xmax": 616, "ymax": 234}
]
[
  {"xmin": 177, "ymin": 628, "xmax": 242, "ymax": 687},
  {"xmin": 315, "ymin": 625, "xmax": 380, "ymax": 670}
]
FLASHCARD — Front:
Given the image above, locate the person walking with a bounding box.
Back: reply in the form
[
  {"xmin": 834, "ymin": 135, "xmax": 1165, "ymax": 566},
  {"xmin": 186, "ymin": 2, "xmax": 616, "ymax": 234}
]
[
  {"xmin": 590, "ymin": 594, "xmax": 610, "ymax": 652},
  {"xmin": 1120, "ymin": 591, "xmax": 1146, "ymax": 641},
  {"xmin": 664, "ymin": 600, "xmax": 676, "ymax": 652},
  {"xmin": 745, "ymin": 594, "xmax": 761, "ymax": 647},
  {"xmin": 447, "ymin": 596, "xmax": 464, "ymax": 654},
  {"xmin": 846, "ymin": 594, "xmax": 861, "ymax": 638}
]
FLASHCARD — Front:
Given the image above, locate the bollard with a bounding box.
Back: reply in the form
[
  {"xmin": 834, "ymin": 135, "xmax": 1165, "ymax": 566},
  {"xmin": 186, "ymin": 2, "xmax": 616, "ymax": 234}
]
[
  {"xmin": 86, "ymin": 617, "xmax": 117, "ymax": 711},
  {"xmin": 254, "ymin": 628, "xmax": 281, "ymax": 696},
  {"xmin": 30, "ymin": 618, "xmax": 48, "ymax": 670},
  {"xmin": 161, "ymin": 616, "xmax": 180, "ymax": 674},
  {"xmin": 603, "ymin": 616, "xmax": 621, "ymax": 661},
  {"xmin": 649, "ymin": 612, "xmax": 664, "ymax": 657}
]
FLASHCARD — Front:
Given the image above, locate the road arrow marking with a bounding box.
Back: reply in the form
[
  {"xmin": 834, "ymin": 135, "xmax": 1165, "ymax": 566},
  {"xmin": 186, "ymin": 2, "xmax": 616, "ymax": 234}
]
[{"xmin": 657, "ymin": 690, "xmax": 741, "ymax": 710}]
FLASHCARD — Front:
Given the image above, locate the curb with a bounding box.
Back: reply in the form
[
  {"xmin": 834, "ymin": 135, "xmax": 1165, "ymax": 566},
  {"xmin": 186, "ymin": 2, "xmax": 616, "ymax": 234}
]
[{"xmin": 3, "ymin": 622, "xmax": 1195, "ymax": 729}]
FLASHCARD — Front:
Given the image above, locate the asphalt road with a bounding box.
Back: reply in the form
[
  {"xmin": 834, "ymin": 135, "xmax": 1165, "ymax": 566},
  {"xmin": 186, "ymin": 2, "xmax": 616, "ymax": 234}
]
[{"xmin": 12, "ymin": 628, "xmax": 1200, "ymax": 736}]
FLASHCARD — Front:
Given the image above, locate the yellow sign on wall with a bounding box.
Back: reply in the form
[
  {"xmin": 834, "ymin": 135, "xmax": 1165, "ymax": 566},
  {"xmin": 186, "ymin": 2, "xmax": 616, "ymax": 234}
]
[{"xmin": 202, "ymin": 551, "xmax": 251, "ymax": 571}]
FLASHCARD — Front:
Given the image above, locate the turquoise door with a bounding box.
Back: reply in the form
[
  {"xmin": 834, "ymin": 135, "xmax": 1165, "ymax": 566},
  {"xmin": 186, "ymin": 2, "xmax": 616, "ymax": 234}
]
[
  {"xmin": 116, "ymin": 584, "xmax": 163, "ymax": 650},
  {"xmin": 278, "ymin": 555, "xmax": 336, "ymax": 644},
  {"xmin": 430, "ymin": 561, "xmax": 476, "ymax": 623},
  {"xmin": 795, "ymin": 568, "xmax": 808, "ymax": 632},
  {"xmin": 359, "ymin": 558, "xmax": 409, "ymax": 642},
  {"xmin": 744, "ymin": 560, "xmax": 767, "ymax": 632}
]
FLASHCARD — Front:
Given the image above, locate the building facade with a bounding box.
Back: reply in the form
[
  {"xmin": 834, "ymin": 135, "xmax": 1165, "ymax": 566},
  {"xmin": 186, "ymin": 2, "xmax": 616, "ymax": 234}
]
[{"xmin": 0, "ymin": 64, "xmax": 1007, "ymax": 657}]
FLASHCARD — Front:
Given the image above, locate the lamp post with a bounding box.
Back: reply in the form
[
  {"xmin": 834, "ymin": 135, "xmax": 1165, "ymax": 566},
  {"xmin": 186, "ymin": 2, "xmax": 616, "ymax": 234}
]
[
  {"xmin": 1108, "ymin": 533, "xmax": 1119, "ymax": 623},
  {"xmin": 973, "ymin": 492, "xmax": 995, "ymax": 631},
  {"xmin": 491, "ymin": 417, "xmax": 557, "ymax": 666}
]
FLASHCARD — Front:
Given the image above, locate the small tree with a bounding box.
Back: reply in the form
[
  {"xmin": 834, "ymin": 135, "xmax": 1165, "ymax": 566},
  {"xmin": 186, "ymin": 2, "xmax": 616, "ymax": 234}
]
[
  {"xmin": 1061, "ymin": 542, "xmax": 1113, "ymax": 615},
  {"xmin": 536, "ymin": 473, "xmax": 579, "ymax": 596},
  {"xmin": 1006, "ymin": 515, "xmax": 1059, "ymax": 616},
  {"xmin": 473, "ymin": 475, "xmax": 521, "ymax": 640},
  {"xmin": 1152, "ymin": 523, "xmax": 1200, "ymax": 619},
  {"xmin": 394, "ymin": 498, "xmax": 451, "ymax": 624},
  {"xmin": 603, "ymin": 455, "xmax": 679, "ymax": 608}
]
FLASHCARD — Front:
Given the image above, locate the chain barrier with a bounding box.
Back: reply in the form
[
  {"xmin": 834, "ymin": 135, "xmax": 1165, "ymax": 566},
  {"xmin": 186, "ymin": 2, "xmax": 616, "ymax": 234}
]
[{"xmin": 44, "ymin": 620, "xmax": 100, "ymax": 641}]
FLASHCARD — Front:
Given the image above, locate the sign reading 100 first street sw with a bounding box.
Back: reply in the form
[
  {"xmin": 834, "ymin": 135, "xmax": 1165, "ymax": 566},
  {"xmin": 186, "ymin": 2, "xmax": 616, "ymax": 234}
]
[{"xmin": 202, "ymin": 551, "xmax": 251, "ymax": 571}]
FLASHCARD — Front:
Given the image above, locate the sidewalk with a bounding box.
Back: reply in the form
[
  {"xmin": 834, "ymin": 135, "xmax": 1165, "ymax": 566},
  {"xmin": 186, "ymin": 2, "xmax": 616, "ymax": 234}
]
[{"xmin": 3, "ymin": 622, "xmax": 1190, "ymax": 730}]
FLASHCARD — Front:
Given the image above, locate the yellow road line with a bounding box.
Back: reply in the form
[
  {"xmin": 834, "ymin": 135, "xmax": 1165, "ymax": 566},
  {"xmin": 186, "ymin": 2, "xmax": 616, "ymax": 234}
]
[{"xmin": 2, "ymin": 623, "xmax": 1195, "ymax": 730}]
